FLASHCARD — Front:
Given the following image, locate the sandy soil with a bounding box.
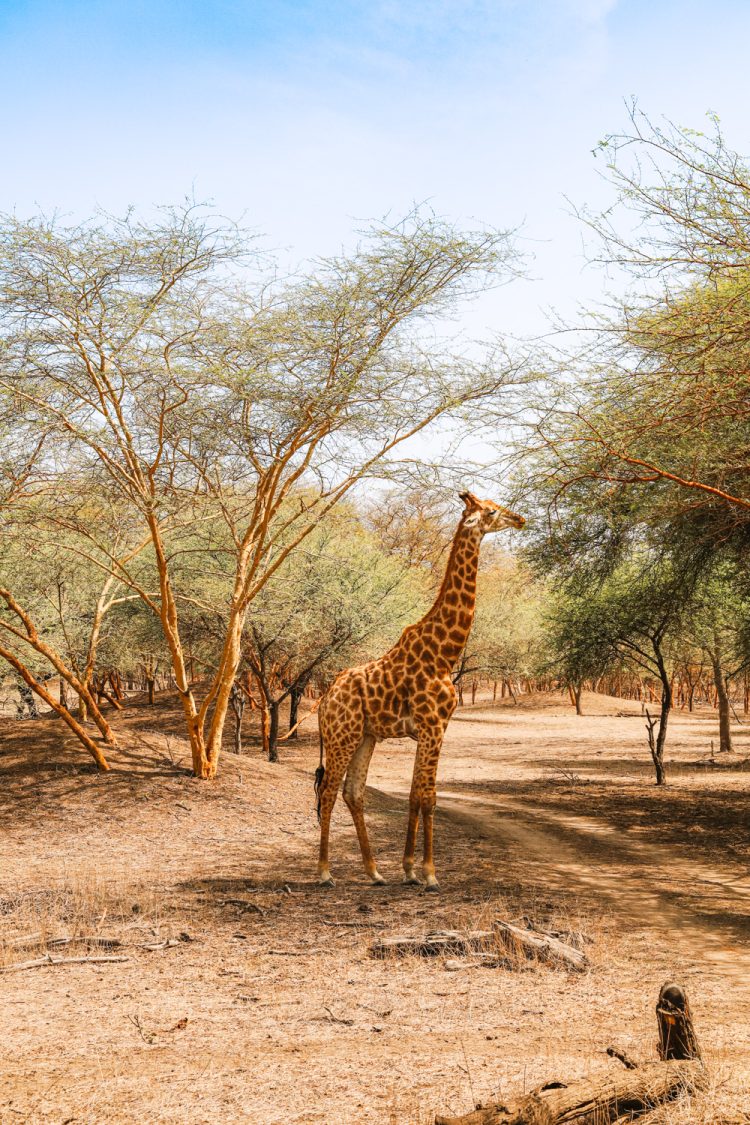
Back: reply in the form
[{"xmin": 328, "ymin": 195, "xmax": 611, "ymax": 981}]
[{"xmin": 1, "ymin": 690, "xmax": 749, "ymax": 1124}]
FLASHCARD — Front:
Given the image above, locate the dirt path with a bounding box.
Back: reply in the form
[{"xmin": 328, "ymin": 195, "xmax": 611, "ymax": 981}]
[
  {"xmin": 370, "ymin": 697, "xmax": 750, "ymax": 986},
  {"xmin": 438, "ymin": 789, "xmax": 750, "ymax": 981}
]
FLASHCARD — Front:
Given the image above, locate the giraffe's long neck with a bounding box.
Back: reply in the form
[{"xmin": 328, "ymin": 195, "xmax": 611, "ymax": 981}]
[
  {"xmin": 411, "ymin": 517, "xmax": 482, "ymax": 670},
  {"xmin": 427, "ymin": 517, "xmax": 481, "ymax": 623}
]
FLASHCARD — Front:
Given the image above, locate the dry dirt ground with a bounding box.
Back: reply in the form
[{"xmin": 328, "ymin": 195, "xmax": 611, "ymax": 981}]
[{"xmin": 1, "ymin": 690, "xmax": 749, "ymax": 1124}]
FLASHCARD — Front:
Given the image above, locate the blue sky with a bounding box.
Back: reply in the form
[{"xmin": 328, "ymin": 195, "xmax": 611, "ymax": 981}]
[{"xmin": 2, "ymin": 1, "xmax": 750, "ymax": 334}]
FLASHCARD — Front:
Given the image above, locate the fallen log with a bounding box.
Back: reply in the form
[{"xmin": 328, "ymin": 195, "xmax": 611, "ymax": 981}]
[
  {"xmin": 371, "ymin": 930, "xmax": 497, "ymax": 959},
  {"xmin": 493, "ymin": 921, "xmax": 588, "ymax": 973},
  {"xmin": 521, "ymin": 917, "xmax": 594, "ymax": 949},
  {"xmin": 371, "ymin": 924, "xmax": 587, "ymax": 971},
  {"xmin": 435, "ymin": 1060, "xmax": 704, "ymax": 1125},
  {"xmin": 435, "ymin": 981, "xmax": 704, "ymax": 1125}
]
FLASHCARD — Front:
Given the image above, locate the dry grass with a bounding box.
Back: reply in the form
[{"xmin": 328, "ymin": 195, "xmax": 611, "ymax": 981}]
[
  {"xmin": 0, "ymin": 867, "xmax": 165, "ymax": 969},
  {"xmin": 1, "ymin": 691, "xmax": 749, "ymax": 1123}
]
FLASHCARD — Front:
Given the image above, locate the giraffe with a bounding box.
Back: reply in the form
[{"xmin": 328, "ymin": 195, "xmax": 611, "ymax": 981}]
[{"xmin": 314, "ymin": 490, "xmax": 525, "ymax": 890}]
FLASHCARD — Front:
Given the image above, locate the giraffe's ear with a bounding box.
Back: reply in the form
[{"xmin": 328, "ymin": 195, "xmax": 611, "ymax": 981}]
[{"xmin": 459, "ymin": 490, "xmax": 481, "ymax": 510}]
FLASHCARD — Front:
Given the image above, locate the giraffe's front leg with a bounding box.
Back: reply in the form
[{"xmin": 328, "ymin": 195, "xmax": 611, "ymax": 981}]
[
  {"xmin": 402, "ymin": 785, "xmax": 421, "ymax": 884},
  {"xmin": 404, "ymin": 726, "xmax": 444, "ymax": 891},
  {"xmin": 420, "ymin": 784, "xmax": 439, "ymax": 891}
]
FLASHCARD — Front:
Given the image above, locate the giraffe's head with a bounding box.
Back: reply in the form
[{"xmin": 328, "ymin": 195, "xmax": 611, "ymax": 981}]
[{"xmin": 458, "ymin": 491, "xmax": 525, "ymax": 535}]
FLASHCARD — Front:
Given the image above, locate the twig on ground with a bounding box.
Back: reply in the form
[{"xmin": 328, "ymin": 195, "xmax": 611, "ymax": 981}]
[
  {"xmin": 47, "ymin": 935, "xmax": 122, "ymax": 948},
  {"xmin": 321, "ymin": 919, "xmax": 385, "ymax": 928},
  {"xmin": 607, "ymin": 1045, "xmax": 639, "ymax": 1070},
  {"xmin": 6, "ymin": 933, "xmax": 122, "ymax": 950},
  {"xmin": 128, "ymin": 1013, "xmax": 156, "ymax": 1044},
  {"xmin": 550, "ymin": 765, "xmax": 584, "ymax": 784},
  {"xmin": 322, "ymin": 1006, "xmax": 354, "ymax": 1026},
  {"xmin": 267, "ymin": 948, "xmax": 325, "ymax": 956},
  {"xmin": 1, "ymin": 954, "xmax": 130, "ymax": 973},
  {"xmin": 219, "ymin": 899, "xmax": 265, "ymax": 915},
  {"xmin": 7, "ymin": 932, "xmax": 42, "ymax": 947}
]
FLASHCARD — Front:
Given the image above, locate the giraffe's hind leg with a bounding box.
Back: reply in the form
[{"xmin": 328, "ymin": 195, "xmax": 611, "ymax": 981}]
[
  {"xmin": 317, "ymin": 746, "xmax": 350, "ymax": 887},
  {"xmin": 342, "ymin": 735, "xmax": 384, "ymax": 884}
]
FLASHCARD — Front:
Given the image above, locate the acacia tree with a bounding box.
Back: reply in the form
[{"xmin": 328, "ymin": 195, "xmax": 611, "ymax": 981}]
[
  {"xmin": 364, "ymin": 487, "xmax": 454, "ymax": 570},
  {"xmin": 544, "ymin": 560, "xmax": 693, "ymax": 783},
  {"xmin": 683, "ymin": 561, "xmax": 750, "ymax": 753},
  {"xmin": 243, "ymin": 509, "xmax": 426, "ymax": 760},
  {"xmin": 544, "ymin": 584, "xmax": 615, "ymax": 716},
  {"xmin": 0, "ymin": 205, "xmax": 522, "ymax": 777},
  {"xmin": 531, "ymin": 109, "xmax": 750, "ymax": 545},
  {"xmin": 0, "ymin": 517, "xmax": 127, "ymax": 767}
]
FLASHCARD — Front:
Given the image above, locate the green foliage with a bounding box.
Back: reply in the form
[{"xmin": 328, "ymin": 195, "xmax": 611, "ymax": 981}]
[
  {"xmin": 246, "ymin": 505, "xmax": 429, "ymax": 689},
  {"xmin": 542, "ymin": 555, "xmax": 692, "ymax": 689},
  {"xmin": 469, "ymin": 557, "xmax": 546, "ymax": 682},
  {"xmin": 527, "ymin": 110, "xmax": 750, "ymax": 568}
]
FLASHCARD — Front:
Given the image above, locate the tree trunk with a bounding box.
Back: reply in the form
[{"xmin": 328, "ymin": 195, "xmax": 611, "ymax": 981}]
[
  {"xmin": 709, "ymin": 648, "xmax": 733, "ymax": 754},
  {"xmin": 109, "ymin": 670, "xmax": 125, "ymax": 702},
  {"xmin": 147, "ymin": 676, "xmax": 155, "ymax": 705},
  {"xmin": 647, "ymin": 638, "xmax": 672, "ymax": 786},
  {"xmin": 0, "ymin": 587, "xmax": 116, "ymax": 745},
  {"xmin": 257, "ymin": 689, "xmax": 271, "ymax": 758},
  {"xmin": 571, "ymin": 680, "xmax": 583, "ymax": 716},
  {"xmin": 0, "ymin": 646, "xmax": 109, "ymax": 770},
  {"xmin": 288, "ymin": 681, "xmax": 308, "ymax": 737},
  {"xmin": 59, "ymin": 676, "xmax": 70, "ymax": 712},
  {"xmin": 145, "ymin": 512, "xmax": 209, "ymax": 778},
  {"xmin": 15, "ymin": 677, "xmax": 40, "ymax": 718},
  {"xmin": 229, "ymin": 681, "xmax": 245, "ymax": 754},
  {"xmin": 268, "ymin": 700, "xmax": 280, "ymax": 763},
  {"xmin": 202, "ymin": 609, "xmax": 246, "ymax": 776}
]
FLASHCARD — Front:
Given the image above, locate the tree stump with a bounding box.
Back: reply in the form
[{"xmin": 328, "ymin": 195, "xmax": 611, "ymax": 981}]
[{"xmin": 656, "ymin": 981, "xmax": 701, "ymax": 1061}]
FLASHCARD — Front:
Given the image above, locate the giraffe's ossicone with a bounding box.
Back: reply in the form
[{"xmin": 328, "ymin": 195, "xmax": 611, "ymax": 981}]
[{"xmin": 314, "ymin": 491, "xmax": 525, "ymax": 890}]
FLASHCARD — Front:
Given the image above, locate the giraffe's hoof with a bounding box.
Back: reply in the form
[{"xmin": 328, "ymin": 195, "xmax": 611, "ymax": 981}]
[
  {"xmin": 424, "ymin": 881, "xmax": 441, "ymax": 894},
  {"xmin": 318, "ymin": 875, "xmax": 336, "ymax": 888},
  {"xmin": 402, "ymin": 874, "xmax": 421, "ymax": 886},
  {"xmin": 370, "ymin": 873, "xmax": 386, "ymax": 886}
]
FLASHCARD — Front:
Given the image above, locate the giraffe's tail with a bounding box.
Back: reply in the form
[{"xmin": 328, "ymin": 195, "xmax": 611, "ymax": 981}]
[{"xmin": 314, "ymin": 729, "xmax": 325, "ymax": 822}]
